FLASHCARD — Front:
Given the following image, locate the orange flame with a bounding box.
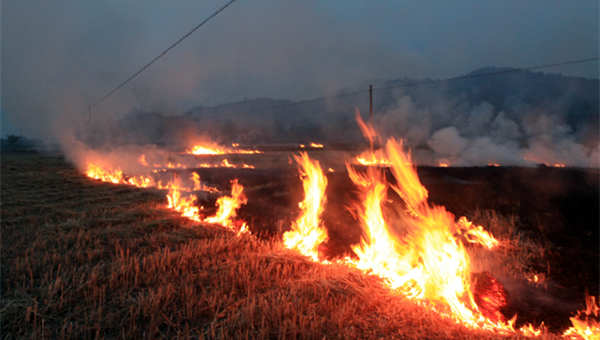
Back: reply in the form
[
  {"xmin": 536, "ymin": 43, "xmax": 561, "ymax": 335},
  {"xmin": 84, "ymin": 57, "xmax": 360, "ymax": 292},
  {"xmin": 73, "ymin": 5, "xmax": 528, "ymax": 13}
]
[
  {"xmin": 86, "ymin": 163, "xmax": 155, "ymax": 188},
  {"xmin": 283, "ymin": 152, "xmax": 329, "ymax": 261},
  {"xmin": 354, "ymin": 150, "xmax": 392, "ymax": 167},
  {"xmin": 438, "ymin": 160, "xmax": 450, "ymax": 167},
  {"xmin": 196, "ymin": 158, "xmax": 256, "ymax": 169},
  {"xmin": 86, "ymin": 163, "xmax": 124, "ymax": 184},
  {"xmin": 203, "ymin": 179, "xmax": 248, "ymax": 233},
  {"xmin": 563, "ymin": 295, "xmax": 600, "ymax": 340},
  {"xmin": 138, "ymin": 154, "xmax": 149, "ymax": 166},
  {"xmin": 309, "ymin": 142, "xmax": 324, "ymax": 148},
  {"xmin": 345, "ymin": 119, "xmax": 515, "ymax": 332},
  {"xmin": 187, "ymin": 142, "xmax": 261, "ymax": 155},
  {"xmin": 166, "ymin": 177, "xmax": 202, "ymax": 222}
]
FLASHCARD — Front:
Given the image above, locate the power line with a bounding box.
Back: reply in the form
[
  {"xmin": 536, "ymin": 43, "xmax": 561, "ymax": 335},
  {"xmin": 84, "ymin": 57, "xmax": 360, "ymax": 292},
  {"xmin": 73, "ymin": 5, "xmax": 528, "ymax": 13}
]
[
  {"xmin": 91, "ymin": 0, "xmax": 238, "ymax": 111},
  {"xmin": 259, "ymin": 56, "xmax": 599, "ymax": 112}
]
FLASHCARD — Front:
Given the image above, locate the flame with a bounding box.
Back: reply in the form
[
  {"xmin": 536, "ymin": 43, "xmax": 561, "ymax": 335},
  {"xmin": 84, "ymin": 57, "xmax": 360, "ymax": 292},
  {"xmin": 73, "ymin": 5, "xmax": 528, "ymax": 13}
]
[
  {"xmin": 345, "ymin": 118, "xmax": 517, "ymax": 332},
  {"xmin": 86, "ymin": 163, "xmax": 155, "ymax": 188},
  {"xmin": 519, "ymin": 323, "xmax": 545, "ymax": 337},
  {"xmin": 283, "ymin": 152, "xmax": 329, "ymax": 261},
  {"xmin": 563, "ymin": 295, "xmax": 600, "ymax": 340},
  {"xmin": 166, "ymin": 177, "xmax": 202, "ymax": 222},
  {"xmin": 138, "ymin": 154, "xmax": 149, "ymax": 166},
  {"xmin": 203, "ymin": 179, "xmax": 248, "ymax": 233},
  {"xmin": 86, "ymin": 163, "xmax": 124, "ymax": 184},
  {"xmin": 438, "ymin": 160, "xmax": 450, "ymax": 167},
  {"xmin": 299, "ymin": 144, "xmax": 306, "ymax": 148},
  {"xmin": 309, "ymin": 142, "xmax": 324, "ymax": 148},
  {"xmin": 354, "ymin": 150, "xmax": 392, "ymax": 167},
  {"xmin": 523, "ymin": 154, "xmax": 567, "ymax": 168},
  {"xmin": 187, "ymin": 142, "xmax": 261, "ymax": 155},
  {"xmin": 196, "ymin": 158, "xmax": 256, "ymax": 169},
  {"xmin": 487, "ymin": 162, "xmax": 501, "ymax": 167}
]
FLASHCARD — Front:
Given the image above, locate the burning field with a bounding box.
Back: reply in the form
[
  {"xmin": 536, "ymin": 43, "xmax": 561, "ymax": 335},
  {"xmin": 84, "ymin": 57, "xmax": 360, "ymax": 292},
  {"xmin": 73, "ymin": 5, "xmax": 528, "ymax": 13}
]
[{"xmin": 2, "ymin": 116, "xmax": 599, "ymax": 339}]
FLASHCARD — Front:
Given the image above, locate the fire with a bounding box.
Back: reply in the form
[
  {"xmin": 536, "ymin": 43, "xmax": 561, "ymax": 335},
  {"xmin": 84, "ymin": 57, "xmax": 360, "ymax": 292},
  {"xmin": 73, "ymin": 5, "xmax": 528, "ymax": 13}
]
[
  {"xmin": 86, "ymin": 163, "xmax": 155, "ymax": 188},
  {"xmin": 299, "ymin": 144, "xmax": 306, "ymax": 148},
  {"xmin": 563, "ymin": 295, "xmax": 600, "ymax": 340},
  {"xmin": 86, "ymin": 163, "xmax": 124, "ymax": 184},
  {"xmin": 187, "ymin": 142, "xmax": 261, "ymax": 155},
  {"xmin": 353, "ymin": 111, "xmax": 391, "ymax": 167},
  {"xmin": 138, "ymin": 154, "xmax": 149, "ymax": 166},
  {"xmin": 309, "ymin": 142, "xmax": 324, "ymax": 148},
  {"xmin": 80, "ymin": 114, "xmax": 597, "ymax": 338},
  {"xmin": 438, "ymin": 160, "xmax": 450, "ymax": 167},
  {"xmin": 519, "ymin": 323, "xmax": 545, "ymax": 337},
  {"xmin": 188, "ymin": 144, "xmax": 226, "ymax": 155},
  {"xmin": 166, "ymin": 177, "xmax": 202, "ymax": 222},
  {"xmin": 354, "ymin": 150, "xmax": 392, "ymax": 167},
  {"xmin": 203, "ymin": 179, "xmax": 248, "ymax": 233},
  {"xmin": 553, "ymin": 163, "xmax": 566, "ymax": 168},
  {"xmin": 346, "ymin": 125, "xmax": 515, "ymax": 332},
  {"xmin": 283, "ymin": 152, "xmax": 329, "ymax": 262},
  {"xmin": 488, "ymin": 162, "xmax": 501, "ymax": 167},
  {"xmin": 196, "ymin": 158, "xmax": 256, "ymax": 169}
]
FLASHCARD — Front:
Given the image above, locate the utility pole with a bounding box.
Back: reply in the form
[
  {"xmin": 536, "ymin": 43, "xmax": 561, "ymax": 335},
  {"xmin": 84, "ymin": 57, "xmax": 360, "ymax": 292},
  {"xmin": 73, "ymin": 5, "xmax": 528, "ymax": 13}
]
[{"xmin": 369, "ymin": 84, "xmax": 373, "ymax": 120}]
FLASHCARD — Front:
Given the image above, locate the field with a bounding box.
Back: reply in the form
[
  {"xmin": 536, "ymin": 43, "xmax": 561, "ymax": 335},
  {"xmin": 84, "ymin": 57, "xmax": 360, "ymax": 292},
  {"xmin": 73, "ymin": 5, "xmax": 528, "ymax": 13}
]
[{"xmin": 1, "ymin": 152, "xmax": 598, "ymax": 339}]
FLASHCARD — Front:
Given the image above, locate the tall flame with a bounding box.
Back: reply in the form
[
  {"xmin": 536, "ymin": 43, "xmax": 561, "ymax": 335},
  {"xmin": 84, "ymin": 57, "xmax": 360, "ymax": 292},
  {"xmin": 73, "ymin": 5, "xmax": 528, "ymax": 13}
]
[
  {"xmin": 283, "ymin": 152, "xmax": 329, "ymax": 261},
  {"xmin": 203, "ymin": 179, "xmax": 248, "ymax": 233},
  {"xmin": 563, "ymin": 295, "xmax": 600, "ymax": 340},
  {"xmin": 346, "ymin": 125, "xmax": 512, "ymax": 332}
]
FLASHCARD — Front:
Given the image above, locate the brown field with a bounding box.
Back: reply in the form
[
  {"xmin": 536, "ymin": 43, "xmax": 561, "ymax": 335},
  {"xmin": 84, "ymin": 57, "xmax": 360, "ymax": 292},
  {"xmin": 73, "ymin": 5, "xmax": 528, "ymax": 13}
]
[{"xmin": 1, "ymin": 152, "xmax": 595, "ymax": 339}]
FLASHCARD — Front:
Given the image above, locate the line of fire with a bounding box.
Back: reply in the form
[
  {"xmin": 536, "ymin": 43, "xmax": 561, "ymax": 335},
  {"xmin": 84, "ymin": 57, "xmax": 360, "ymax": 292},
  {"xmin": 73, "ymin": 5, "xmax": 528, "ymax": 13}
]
[{"xmin": 77, "ymin": 110, "xmax": 599, "ymax": 339}]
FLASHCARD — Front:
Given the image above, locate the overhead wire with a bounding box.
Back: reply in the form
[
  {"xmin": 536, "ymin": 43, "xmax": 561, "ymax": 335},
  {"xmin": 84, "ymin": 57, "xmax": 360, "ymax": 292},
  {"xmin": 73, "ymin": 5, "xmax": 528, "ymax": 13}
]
[{"xmin": 90, "ymin": 0, "xmax": 238, "ymax": 112}]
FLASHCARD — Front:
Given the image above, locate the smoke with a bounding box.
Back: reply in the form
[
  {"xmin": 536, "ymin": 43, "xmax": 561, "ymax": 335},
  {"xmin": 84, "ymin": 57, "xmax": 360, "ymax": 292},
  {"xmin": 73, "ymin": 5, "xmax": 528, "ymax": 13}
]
[
  {"xmin": 370, "ymin": 89, "xmax": 599, "ymax": 167},
  {"xmin": 2, "ymin": 1, "xmax": 598, "ymax": 169}
]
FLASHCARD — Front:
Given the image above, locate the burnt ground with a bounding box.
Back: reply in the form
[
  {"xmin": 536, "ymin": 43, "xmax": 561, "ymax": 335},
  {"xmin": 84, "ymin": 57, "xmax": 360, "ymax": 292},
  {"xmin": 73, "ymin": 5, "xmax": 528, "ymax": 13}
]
[{"xmin": 190, "ymin": 164, "xmax": 599, "ymax": 332}]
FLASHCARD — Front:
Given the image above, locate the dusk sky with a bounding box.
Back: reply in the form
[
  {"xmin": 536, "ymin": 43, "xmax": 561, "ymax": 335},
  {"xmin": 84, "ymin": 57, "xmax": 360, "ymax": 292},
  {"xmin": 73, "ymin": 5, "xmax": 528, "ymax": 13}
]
[{"xmin": 2, "ymin": 0, "xmax": 598, "ymax": 138}]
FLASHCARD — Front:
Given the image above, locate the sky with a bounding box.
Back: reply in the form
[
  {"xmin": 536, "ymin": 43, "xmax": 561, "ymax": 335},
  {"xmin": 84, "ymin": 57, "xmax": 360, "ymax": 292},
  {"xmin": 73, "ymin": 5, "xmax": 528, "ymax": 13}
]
[{"xmin": 1, "ymin": 0, "xmax": 598, "ymax": 139}]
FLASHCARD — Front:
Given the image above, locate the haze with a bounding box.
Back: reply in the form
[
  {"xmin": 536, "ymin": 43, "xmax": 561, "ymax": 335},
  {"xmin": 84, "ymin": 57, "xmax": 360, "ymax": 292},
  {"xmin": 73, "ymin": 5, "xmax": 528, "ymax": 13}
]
[{"xmin": 1, "ymin": 0, "xmax": 598, "ymax": 139}]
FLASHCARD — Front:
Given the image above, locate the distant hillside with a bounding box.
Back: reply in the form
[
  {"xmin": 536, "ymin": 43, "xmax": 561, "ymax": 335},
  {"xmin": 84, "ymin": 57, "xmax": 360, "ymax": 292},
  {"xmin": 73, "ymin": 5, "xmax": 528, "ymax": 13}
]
[{"xmin": 90, "ymin": 67, "xmax": 598, "ymax": 166}]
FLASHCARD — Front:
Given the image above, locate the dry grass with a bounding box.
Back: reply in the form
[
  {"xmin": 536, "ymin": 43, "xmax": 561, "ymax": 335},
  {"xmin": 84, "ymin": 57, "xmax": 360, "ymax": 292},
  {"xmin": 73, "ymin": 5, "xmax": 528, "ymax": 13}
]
[{"xmin": 1, "ymin": 153, "xmax": 561, "ymax": 339}]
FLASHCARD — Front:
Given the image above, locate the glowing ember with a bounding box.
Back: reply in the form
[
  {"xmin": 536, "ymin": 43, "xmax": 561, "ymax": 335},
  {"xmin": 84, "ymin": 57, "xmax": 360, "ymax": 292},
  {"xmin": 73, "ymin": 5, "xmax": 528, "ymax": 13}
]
[
  {"xmin": 563, "ymin": 295, "xmax": 600, "ymax": 340},
  {"xmin": 309, "ymin": 142, "xmax": 324, "ymax": 148},
  {"xmin": 283, "ymin": 152, "xmax": 328, "ymax": 262},
  {"xmin": 203, "ymin": 179, "xmax": 248, "ymax": 233},
  {"xmin": 299, "ymin": 144, "xmax": 306, "ymax": 148}
]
